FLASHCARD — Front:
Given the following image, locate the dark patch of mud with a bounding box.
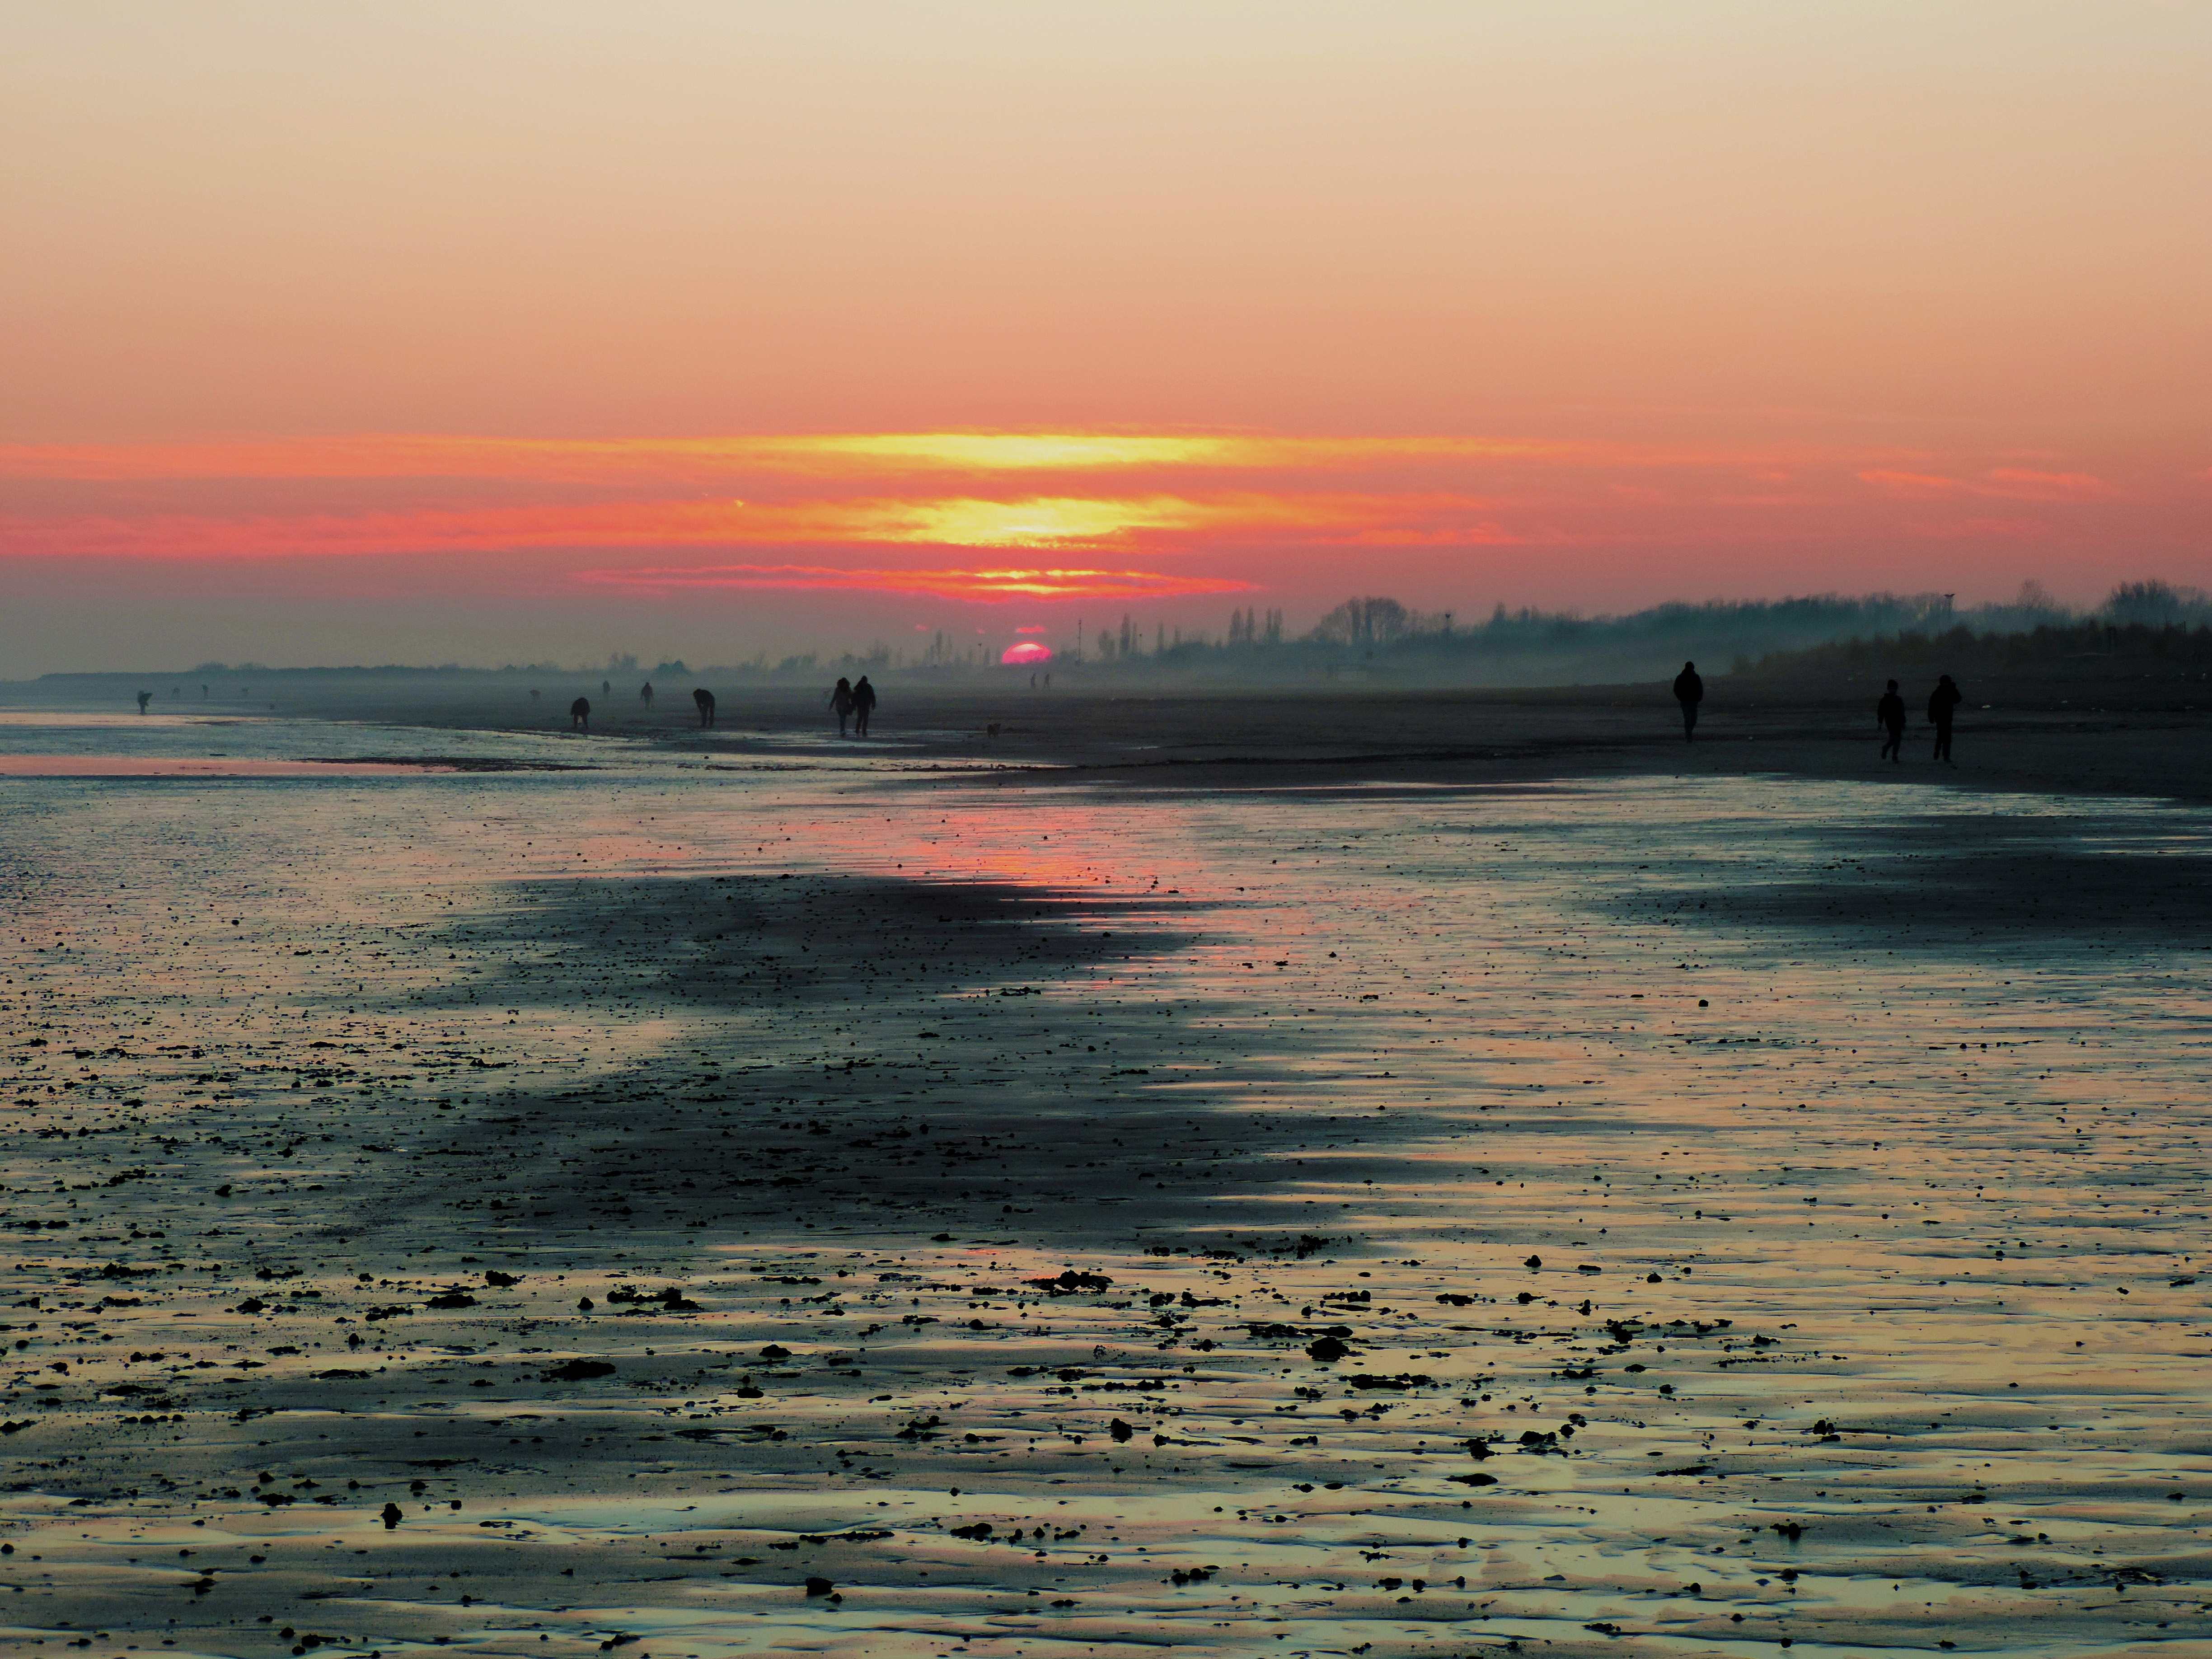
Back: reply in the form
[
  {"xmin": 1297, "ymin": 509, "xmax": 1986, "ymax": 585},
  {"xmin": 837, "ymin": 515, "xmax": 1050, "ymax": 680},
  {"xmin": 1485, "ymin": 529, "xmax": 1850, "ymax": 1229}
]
[
  {"xmin": 1606, "ymin": 810, "xmax": 2212, "ymax": 945},
  {"xmin": 308, "ymin": 755, "xmax": 600, "ymax": 771}
]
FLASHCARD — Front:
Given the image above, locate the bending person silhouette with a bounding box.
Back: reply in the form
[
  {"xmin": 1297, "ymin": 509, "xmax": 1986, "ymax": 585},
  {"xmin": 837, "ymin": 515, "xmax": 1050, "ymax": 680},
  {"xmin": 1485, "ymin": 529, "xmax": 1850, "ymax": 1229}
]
[
  {"xmin": 1927, "ymin": 674, "xmax": 1962, "ymax": 764},
  {"xmin": 570, "ymin": 697, "xmax": 590, "ymax": 731},
  {"xmin": 1877, "ymin": 680, "xmax": 1906, "ymax": 762},
  {"xmin": 693, "ymin": 688, "xmax": 716, "ymax": 727},
  {"xmin": 1672, "ymin": 661, "xmax": 1704, "ymax": 742},
  {"xmin": 853, "ymin": 675, "xmax": 876, "ymax": 737}
]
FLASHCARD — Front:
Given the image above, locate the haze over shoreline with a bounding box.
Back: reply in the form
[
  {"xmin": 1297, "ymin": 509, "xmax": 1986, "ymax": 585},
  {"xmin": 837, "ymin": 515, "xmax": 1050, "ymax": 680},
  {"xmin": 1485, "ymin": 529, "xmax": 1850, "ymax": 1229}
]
[{"xmin": 7, "ymin": 579, "xmax": 2208, "ymax": 690}]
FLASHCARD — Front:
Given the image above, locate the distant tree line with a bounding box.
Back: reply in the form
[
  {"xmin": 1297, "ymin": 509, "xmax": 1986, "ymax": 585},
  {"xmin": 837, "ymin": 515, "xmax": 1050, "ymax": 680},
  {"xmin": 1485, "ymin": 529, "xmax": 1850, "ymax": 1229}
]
[
  {"xmin": 1035, "ymin": 580, "xmax": 2211, "ymax": 689},
  {"xmin": 103, "ymin": 580, "xmax": 2211, "ymax": 693}
]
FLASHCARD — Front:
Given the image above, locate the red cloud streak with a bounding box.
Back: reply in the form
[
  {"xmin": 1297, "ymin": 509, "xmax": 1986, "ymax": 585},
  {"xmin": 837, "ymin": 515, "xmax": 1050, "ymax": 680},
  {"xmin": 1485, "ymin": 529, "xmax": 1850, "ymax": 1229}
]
[
  {"xmin": 572, "ymin": 564, "xmax": 1253, "ymax": 601},
  {"xmin": 0, "ymin": 492, "xmax": 1522, "ymax": 562},
  {"xmin": 0, "ymin": 430, "xmax": 2196, "ymax": 613}
]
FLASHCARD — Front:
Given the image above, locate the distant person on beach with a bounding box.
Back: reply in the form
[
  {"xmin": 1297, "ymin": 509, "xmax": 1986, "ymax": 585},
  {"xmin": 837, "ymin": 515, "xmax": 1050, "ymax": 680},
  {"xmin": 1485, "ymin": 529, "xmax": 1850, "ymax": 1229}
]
[
  {"xmin": 136, "ymin": 690, "xmax": 152, "ymax": 714},
  {"xmin": 1877, "ymin": 680, "xmax": 1906, "ymax": 762},
  {"xmin": 640, "ymin": 681, "xmax": 654, "ymax": 709},
  {"xmin": 1672, "ymin": 661, "xmax": 1703, "ymax": 741},
  {"xmin": 830, "ymin": 678, "xmax": 855, "ymax": 736},
  {"xmin": 853, "ymin": 675, "xmax": 876, "ymax": 737},
  {"xmin": 1928, "ymin": 674, "xmax": 1962, "ymax": 763},
  {"xmin": 602, "ymin": 679, "xmax": 611, "ymax": 696},
  {"xmin": 570, "ymin": 696, "xmax": 590, "ymax": 731},
  {"xmin": 693, "ymin": 687, "xmax": 716, "ymax": 727}
]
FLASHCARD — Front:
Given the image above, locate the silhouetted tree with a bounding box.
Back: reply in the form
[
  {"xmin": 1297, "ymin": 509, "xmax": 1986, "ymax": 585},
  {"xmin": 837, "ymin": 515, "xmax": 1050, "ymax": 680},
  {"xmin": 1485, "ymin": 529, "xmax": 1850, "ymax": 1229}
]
[
  {"xmin": 1311, "ymin": 596, "xmax": 1411, "ymax": 648},
  {"xmin": 2104, "ymin": 580, "xmax": 2210, "ymax": 625}
]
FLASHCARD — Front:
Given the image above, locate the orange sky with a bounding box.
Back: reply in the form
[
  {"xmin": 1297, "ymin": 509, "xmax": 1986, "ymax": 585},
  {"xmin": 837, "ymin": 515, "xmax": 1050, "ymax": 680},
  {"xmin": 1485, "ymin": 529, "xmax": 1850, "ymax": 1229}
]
[{"xmin": 3, "ymin": 5, "xmax": 2207, "ymax": 672}]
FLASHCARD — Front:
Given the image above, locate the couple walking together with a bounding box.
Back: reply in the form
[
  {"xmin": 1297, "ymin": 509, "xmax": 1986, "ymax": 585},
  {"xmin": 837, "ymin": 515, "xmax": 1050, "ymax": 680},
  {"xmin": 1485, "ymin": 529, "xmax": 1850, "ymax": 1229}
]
[
  {"xmin": 1877, "ymin": 675, "xmax": 1963, "ymax": 764},
  {"xmin": 831, "ymin": 675, "xmax": 876, "ymax": 737}
]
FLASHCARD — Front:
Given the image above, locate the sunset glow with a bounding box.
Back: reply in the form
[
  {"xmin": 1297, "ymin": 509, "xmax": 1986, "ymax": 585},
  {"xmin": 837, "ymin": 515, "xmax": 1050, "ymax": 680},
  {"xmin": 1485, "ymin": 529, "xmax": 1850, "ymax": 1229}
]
[
  {"xmin": 3, "ymin": 6, "xmax": 2205, "ymax": 671},
  {"xmin": 4, "ymin": 423, "xmax": 2196, "ymax": 645},
  {"xmin": 0, "ymin": 431, "xmax": 1640, "ymax": 484},
  {"xmin": 573, "ymin": 564, "xmax": 1251, "ymax": 601}
]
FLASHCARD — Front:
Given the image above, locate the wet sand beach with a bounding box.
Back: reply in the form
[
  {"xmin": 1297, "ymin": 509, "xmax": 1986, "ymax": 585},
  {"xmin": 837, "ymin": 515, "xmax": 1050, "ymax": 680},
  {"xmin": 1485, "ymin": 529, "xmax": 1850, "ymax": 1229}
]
[{"xmin": 3, "ymin": 690, "xmax": 2209, "ymax": 1657}]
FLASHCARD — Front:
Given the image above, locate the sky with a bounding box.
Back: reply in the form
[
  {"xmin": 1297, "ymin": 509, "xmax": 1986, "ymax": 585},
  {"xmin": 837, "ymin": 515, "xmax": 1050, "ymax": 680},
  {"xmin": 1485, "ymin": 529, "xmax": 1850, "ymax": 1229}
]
[{"xmin": 4, "ymin": 3, "xmax": 2207, "ymax": 675}]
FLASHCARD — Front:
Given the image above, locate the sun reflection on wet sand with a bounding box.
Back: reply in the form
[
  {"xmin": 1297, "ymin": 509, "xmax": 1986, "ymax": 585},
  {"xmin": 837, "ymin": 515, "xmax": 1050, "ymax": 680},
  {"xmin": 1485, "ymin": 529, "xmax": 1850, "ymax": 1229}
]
[{"xmin": 1, "ymin": 720, "xmax": 2207, "ymax": 1654}]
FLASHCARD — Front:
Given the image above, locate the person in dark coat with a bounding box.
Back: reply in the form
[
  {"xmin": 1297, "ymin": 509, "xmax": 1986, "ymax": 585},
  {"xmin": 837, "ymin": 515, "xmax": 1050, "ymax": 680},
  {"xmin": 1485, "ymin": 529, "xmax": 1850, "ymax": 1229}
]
[
  {"xmin": 853, "ymin": 675, "xmax": 877, "ymax": 737},
  {"xmin": 570, "ymin": 697, "xmax": 590, "ymax": 731},
  {"xmin": 1877, "ymin": 680, "xmax": 1907, "ymax": 762},
  {"xmin": 1927, "ymin": 674, "xmax": 1963, "ymax": 763},
  {"xmin": 1672, "ymin": 661, "xmax": 1704, "ymax": 742},
  {"xmin": 830, "ymin": 678, "xmax": 855, "ymax": 736}
]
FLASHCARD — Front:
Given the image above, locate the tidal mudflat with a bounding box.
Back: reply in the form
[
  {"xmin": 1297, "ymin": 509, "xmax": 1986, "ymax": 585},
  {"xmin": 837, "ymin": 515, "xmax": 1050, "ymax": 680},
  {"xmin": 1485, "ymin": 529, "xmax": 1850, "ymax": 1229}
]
[{"xmin": 3, "ymin": 708, "xmax": 2209, "ymax": 1658}]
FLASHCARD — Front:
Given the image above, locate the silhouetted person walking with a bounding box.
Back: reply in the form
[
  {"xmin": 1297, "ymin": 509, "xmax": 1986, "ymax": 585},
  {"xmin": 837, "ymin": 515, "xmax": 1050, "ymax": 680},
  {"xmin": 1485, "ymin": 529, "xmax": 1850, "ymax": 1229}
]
[
  {"xmin": 1877, "ymin": 680, "xmax": 1906, "ymax": 762},
  {"xmin": 570, "ymin": 697, "xmax": 590, "ymax": 731},
  {"xmin": 1673, "ymin": 661, "xmax": 1704, "ymax": 742},
  {"xmin": 830, "ymin": 677, "xmax": 855, "ymax": 736},
  {"xmin": 136, "ymin": 690, "xmax": 152, "ymax": 714},
  {"xmin": 641, "ymin": 681, "xmax": 655, "ymax": 709},
  {"xmin": 1928, "ymin": 674, "xmax": 1962, "ymax": 763},
  {"xmin": 693, "ymin": 687, "xmax": 716, "ymax": 727},
  {"xmin": 853, "ymin": 675, "xmax": 876, "ymax": 736}
]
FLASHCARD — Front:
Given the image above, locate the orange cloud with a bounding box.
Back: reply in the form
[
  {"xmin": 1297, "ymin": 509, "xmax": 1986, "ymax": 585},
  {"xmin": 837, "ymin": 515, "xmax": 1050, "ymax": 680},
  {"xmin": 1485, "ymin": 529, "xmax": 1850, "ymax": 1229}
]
[
  {"xmin": 0, "ymin": 490, "xmax": 1524, "ymax": 561},
  {"xmin": 1859, "ymin": 468, "xmax": 2116, "ymax": 503},
  {"xmin": 572, "ymin": 564, "xmax": 1253, "ymax": 601},
  {"xmin": 1903, "ymin": 516, "xmax": 2054, "ymax": 542},
  {"xmin": 0, "ymin": 428, "xmax": 2162, "ymax": 604},
  {"xmin": 0, "ymin": 429, "xmax": 1816, "ymax": 485},
  {"xmin": 1985, "ymin": 468, "xmax": 2118, "ymax": 501},
  {"xmin": 867, "ymin": 491, "xmax": 1523, "ymax": 548},
  {"xmin": 0, "ymin": 433, "xmax": 1270, "ymax": 484}
]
